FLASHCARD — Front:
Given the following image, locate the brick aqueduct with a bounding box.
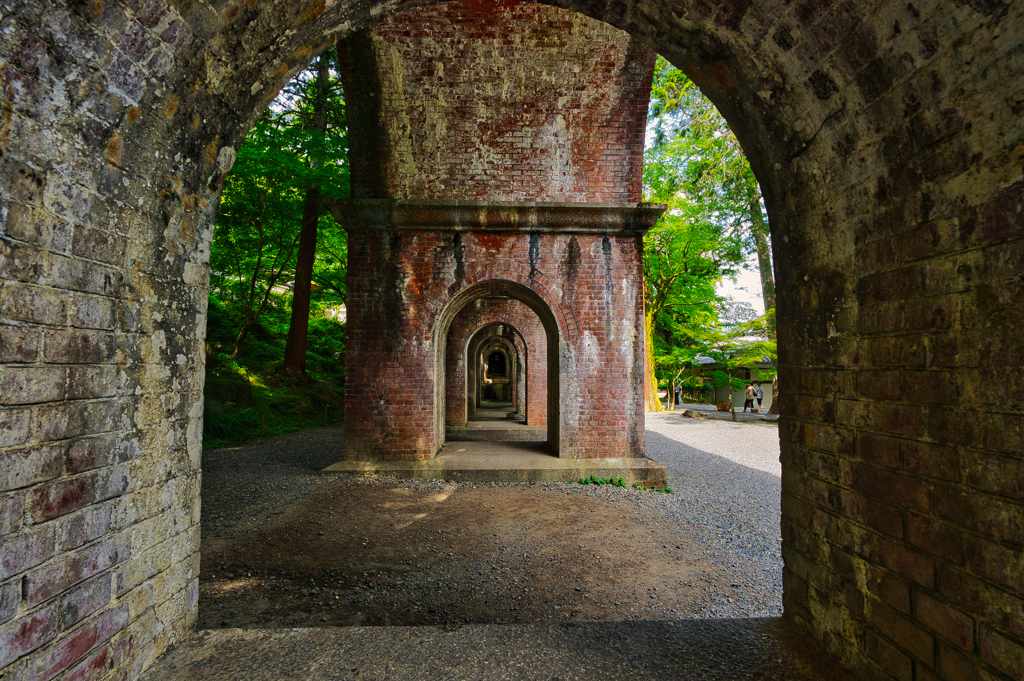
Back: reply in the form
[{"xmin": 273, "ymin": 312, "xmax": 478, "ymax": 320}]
[{"xmin": 0, "ymin": 0, "xmax": 1021, "ymax": 677}]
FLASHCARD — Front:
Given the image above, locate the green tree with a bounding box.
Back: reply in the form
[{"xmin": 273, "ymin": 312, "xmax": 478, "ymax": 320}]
[
  {"xmin": 282, "ymin": 49, "xmax": 350, "ymax": 375},
  {"xmin": 648, "ymin": 57, "xmax": 775, "ymax": 312},
  {"xmin": 691, "ymin": 316, "xmax": 777, "ymax": 421},
  {"xmin": 210, "ymin": 54, "xmax": 349, "ymax": 362},
  {"xmin": 212, "ymin": 119, "xmax": 305, "ymax": 359}
]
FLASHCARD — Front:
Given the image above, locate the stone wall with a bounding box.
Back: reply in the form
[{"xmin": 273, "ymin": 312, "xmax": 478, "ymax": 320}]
[
  {"xmin": 446, "ymin": 299, "xmax": 547, "ymax": 427},
  {"xmin": 0, "ymin": 0, "xmax": 1020, "ymax": 678}
]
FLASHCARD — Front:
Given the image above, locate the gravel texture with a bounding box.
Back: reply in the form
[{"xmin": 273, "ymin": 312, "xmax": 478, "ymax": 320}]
[
  {"xmin": 201, "ymin": 426, "xmax": 342, "ymax": 539},
  {"xmin": 639, "ymin": 411, "xmax": 783, "ymax": 617},
  {"xmin": 200, "ymin": 414, "xmax": 783, "ymax": 626}
]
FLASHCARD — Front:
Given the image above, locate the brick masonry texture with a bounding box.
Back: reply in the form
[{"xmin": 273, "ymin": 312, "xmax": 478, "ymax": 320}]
[
  {"xmin": 339, "ymin": 0, "xmax": 656, "ymax": 202},
  {"xmin": 0, "ymin": 0, "xmax": 1021, "ymax": 679},
  {"xmin": 334, "ymin": 202, "xmax": 655, "ymax": 461}
]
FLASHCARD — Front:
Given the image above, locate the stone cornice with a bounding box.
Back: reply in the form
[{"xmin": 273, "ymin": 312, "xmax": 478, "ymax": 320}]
[{"xmin": 323, "ymin": 199, "xmax": 667, "ymax": 234}]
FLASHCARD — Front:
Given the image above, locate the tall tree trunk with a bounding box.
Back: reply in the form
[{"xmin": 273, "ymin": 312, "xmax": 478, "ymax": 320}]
[
  {"xmin": 233, "ymin": 318, "xmax": 257, "ymax": 359},
  {"xmin": 768, "ymin": 374, "xmax": 780, "ymax": 414},
  {"xmin": 644, "ymin": 311, "xmax": 664, "ymax": 412},
  {"xmin": 284, "ymin": 54, "xmax": 331, "ymax": 376},
  {"xmin": 749, "ymin": 198, "xmax": 775, "ymax": 312}
]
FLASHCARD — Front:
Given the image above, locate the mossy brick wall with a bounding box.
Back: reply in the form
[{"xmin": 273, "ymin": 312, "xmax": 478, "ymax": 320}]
[
  {"xmin": 446, "ymin": 299, "xmax": 547, "ymax": 426},
  {"xmin": 339, "ymin": 0, "xmax": 656, "ymax": 202},
  {"xmin": 0, "ymin": 0, "xmax": 1020, "ymax": 677}
]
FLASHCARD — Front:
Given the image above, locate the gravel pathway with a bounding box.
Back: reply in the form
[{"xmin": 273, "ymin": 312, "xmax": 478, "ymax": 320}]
[
  {"xmin": 640, "ymin": 411, "xmax": 783, "ymax": 617},
  {"xmin": 201, "ymin": 426, "xmax": 342, "ymax": 539},
  {"xmin": 201, "ymin": 414, "xmax": 783, "ymax": 622}
]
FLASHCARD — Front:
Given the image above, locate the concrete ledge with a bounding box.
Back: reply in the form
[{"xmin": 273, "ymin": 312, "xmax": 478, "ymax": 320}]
[
  {"xmin": 445, "ymin": 427, "xmax": 546, "ymax": 442},
  {"xmin": 324, "ymin": 199, "xmax": 667, "ymax": 234},
  {"xmin": 323, "ymin": 442, "xmax": 667, "ymax": 485}
]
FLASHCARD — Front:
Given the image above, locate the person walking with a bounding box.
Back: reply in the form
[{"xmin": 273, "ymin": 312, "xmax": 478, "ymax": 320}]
[
  {"xmin": 744, "ymin": 383, "xmax": 756, "ymax": 412},
  {"xmin": 755, "ymin": 382, "xmax": 765, "ymax": 413}
]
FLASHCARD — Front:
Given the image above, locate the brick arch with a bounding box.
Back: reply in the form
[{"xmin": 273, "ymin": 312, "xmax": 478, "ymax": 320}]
[
  {"xmin": 476, "ymin": 336, "xmax": 518, "ymax": 401},
  {"xmin": 432, "ymin": 278, "xmax": 566, "ymax": 452},
  {"xmin": 0, "ymin": 0, "xmax": 1020, "ymax": 679},
  {"xmin": 445, "ymin": 303, "xmax": 547, "ymax": 427},
  {"xmin": 426, "ymin": 263, "xmax": 580, "ymax": 345}
]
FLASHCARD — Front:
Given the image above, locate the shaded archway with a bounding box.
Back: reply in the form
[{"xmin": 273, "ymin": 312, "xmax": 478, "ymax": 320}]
[
  {"xmin": 433, "ymin": 278, "xmax": 565, "ymax": 454},
  {"xmin": 0, "ymin": 0, "xmax": 1019, "ymax": 678},
  {"xmin": 445, "ymin": 298, "xmax": 549, "ymax": 429}
]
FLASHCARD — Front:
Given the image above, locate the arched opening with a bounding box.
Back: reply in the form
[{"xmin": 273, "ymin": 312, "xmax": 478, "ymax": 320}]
[
  {"xmin": 433, "ymin": 278, "xmax": 564, "ymax": 455},
  {"xmin": 485, "ymin": 348, "xmax": 507, "ymax": 380},
  {"xmin": 1, "ymin": 0, "xmax": 1017, "ymax": 676}
]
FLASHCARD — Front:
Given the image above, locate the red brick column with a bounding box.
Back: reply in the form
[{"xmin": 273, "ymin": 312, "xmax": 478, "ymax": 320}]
[{"xmin": 340, "ymin": 0, "xmax": 655, "ymax": 203}]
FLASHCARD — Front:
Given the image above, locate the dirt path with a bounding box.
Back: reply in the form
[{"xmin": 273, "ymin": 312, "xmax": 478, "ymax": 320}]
[{"xmin": 200, "ymin": 477, "xmax": 733, "ymax": 629}]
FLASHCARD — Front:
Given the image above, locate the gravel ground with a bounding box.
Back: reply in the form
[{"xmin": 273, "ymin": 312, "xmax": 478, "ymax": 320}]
[
  {"xmin": 640, "ymin": 411, "xmax": 783, "ymax": 617},
  {"xmin": 201, "ymin": 426, "xmax": 342, "ymax": 539},
  {"xmin": 200, "ymin": 414, "xmax": 783, "ymax": 626}
]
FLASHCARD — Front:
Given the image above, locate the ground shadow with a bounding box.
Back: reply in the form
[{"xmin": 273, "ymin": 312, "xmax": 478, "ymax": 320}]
[{"xmin": 143, "ymin": 617, "xmax": 857, "ymax": 680}]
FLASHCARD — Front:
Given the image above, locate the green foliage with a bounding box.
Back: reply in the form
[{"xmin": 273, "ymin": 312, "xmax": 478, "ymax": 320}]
[
  {"xmin": 210, "ymin": 51, "xmax": 350, "ymax": 359},
  {"xmin": 575, "ymin": 476, "xmax": 627, "ymax": 487},
  {"xmin": 643, "ymin": 57, "xmax": 778, "ymax": 403},
  {"xmin": 204, "ymin": 52, "xmax": 351, "ymax": 448},
  {"xmin": 203, "ymin": 290, "xmax": 346, "ymax": 449},
  {"xmin": 646, "ymin": 57, "xmax": 763, "ymax": 239}
]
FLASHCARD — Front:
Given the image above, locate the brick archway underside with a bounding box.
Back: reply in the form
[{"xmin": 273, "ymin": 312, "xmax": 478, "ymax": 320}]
[{"xmin": 0, "ymin": 0, "xmax": 1021, "ymax": 679}]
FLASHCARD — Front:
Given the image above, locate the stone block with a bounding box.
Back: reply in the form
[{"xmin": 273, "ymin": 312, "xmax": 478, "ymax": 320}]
[
  {"xmin": 905, "ymin": 513, "xmax": 964, "ymax": 565},
  {"xmin": 47, "ymin": 253, "xmax": 121, "ymax": 297},
  {"xmin": 872, "ymin": 602, "xmax": 937, "ymax": 663},
  {"xmin": 29, "ymin": 465, "xmax": 129, "ymax": 523},
  {"xmin": 56, "ymin": 574, "xmax": 111, "ymax": 631},
  {"xmin": 33, "ymin": 399, "xmax": 121, "ymax": 443},
  {"xmin": 0, "ymin": 366, "xmax": 66, "ymax": 405},
  {"xmin": 0, "ymin": 492, "xmax": 26, "ymax": 536},
  {"xmin": 0, "ymin": 523, "xmax": 54, "ymax": 580},
  {"xmin": 0, "ymin": 605, "xmax": 56, "ymax": 669},
  {"xmin": 916, "ymin": 592, "xmax": 974, "ymax": 653},
  {"xmin": 901, "ymin": 440, "xmax": 959, "ymax": 482},
  {"xmin": 0, "ymin": 444, "xmax": 62, "ymax": 491},
  {"xmin": 0, "ymin": 282, "xmax": 68, "ymax": 325},
  {"xmin": 962, "ymin": 451, "xmax": 1023, "ymax": 500},
  {"xmin": 0, "ymin": 406, "xmax": 32, "ymax": 448},
  {"xmin": 72, "ymin": 225, "xmax": 125, "ymax": 266},
  {"xmin": 56, "ymin": 501, "xmax": 116, "ymax": 552},
  {"xmin": 865, "ymin": 628, "xmax": 914, "ymax": 681},
  {"xmin": 64, "ymin": 435, "xmax": 119, "ymax": 475},
  {"xmin": 42, "ymin": 329, "xmax": 116, "ymax": 364},
  {"xmin": 0, "ymin": 580, "xmax": 19, "ymax": 625},
  {"xmin": 2, "ymin": 202, "xmax": 73, "ymax": 252},
  {"xmin": 0, "ymin": 325, "xmax": 42, "ymax": 363},
  {"xmin": 70, "ymin": 293, "xmax": 116, "ymax": 330},
  {"xmin": 979, "ymin": 625, "xmax": 1024, "ymax": 681},
  {"xmin": 28, "ymin": 603, "xmax": 128, "ymax": 680},
  {"xmin": 24, "ymin": 536, "xmax": 129, "ymax": 607},
  {"xmin": 937, "ymin": 563, "xmax": 1024, "ymax": 640},
  {"xmin": 67, "ymin": 366, "xmax": 119, "ymax": 400}
]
